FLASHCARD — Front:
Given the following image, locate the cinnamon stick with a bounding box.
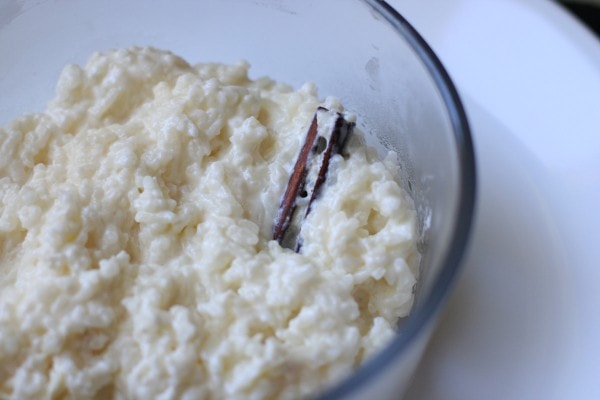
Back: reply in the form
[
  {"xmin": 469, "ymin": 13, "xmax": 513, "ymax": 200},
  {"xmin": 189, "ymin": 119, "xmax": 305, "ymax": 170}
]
[{"xmin": 273, "ymin": 107, "xmax": 355, "ymax": 251}]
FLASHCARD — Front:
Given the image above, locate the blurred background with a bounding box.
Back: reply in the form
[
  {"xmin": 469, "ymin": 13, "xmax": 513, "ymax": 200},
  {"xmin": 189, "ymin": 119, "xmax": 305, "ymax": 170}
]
[
  {"xmin": 392, "ymin": 0, "xmax": 600, "ymax": 399},
  {"xmin": 559, "ymin": 0, "xmax": 600, "ymax": 35}
]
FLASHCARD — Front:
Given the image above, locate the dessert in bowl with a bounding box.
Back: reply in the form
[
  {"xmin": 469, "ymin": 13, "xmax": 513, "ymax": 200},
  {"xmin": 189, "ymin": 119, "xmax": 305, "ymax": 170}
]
[{"xmin": 0, "ymin": 1, "xmax": 475, "ymax": 399}]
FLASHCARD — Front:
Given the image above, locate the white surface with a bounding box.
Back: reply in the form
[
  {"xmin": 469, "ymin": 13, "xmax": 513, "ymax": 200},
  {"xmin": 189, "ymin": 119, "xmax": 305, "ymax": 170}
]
[{"xmin": 384, "ymin": 0, "xmax": 600, "ymax": 399}]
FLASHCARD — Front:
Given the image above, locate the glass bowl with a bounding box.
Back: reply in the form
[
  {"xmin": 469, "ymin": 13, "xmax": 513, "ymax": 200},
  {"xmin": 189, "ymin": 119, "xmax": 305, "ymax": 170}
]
[{"xmin": 0, "ymin": 0, "xmax": 476, "ymax": 398}]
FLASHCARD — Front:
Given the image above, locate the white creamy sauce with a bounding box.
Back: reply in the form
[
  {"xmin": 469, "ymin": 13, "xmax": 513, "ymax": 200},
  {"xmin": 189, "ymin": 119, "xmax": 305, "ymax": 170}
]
[{"xmin": 0, "ymin": 47, "xmax": 419, "ymax": 399}]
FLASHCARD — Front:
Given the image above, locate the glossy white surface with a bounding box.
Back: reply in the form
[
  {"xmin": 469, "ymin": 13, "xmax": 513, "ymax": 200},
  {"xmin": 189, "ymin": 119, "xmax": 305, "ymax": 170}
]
[{"xmin": 385, "ymin": 0, "xmax": 600, "ymax": 399}]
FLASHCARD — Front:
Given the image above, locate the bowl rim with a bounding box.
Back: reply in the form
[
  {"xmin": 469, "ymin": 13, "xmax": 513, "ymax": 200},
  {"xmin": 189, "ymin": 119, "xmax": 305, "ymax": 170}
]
[{"xmin": 317, "ymin": 1, "xmax": 477, "ymax": 398}]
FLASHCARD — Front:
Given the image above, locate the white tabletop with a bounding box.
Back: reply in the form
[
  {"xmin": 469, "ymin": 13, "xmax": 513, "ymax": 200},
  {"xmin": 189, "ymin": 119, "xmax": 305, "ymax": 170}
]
[{"xmin": 385, "ymin": 1, "xmax": 600, "ymax": 399}]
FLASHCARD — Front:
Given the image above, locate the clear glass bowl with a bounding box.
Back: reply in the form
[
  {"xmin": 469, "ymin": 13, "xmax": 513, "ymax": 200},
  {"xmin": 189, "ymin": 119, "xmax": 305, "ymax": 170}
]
[{"xmin": 0, "ymin": 0, "xmax": 476, "ymax": 398}]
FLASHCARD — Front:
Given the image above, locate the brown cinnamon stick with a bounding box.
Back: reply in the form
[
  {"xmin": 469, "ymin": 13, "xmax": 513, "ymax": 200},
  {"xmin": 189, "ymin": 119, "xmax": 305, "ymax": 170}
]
[{"xmin": 273, "ymin": 107, "xmax": 355, "ymax": 251}]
